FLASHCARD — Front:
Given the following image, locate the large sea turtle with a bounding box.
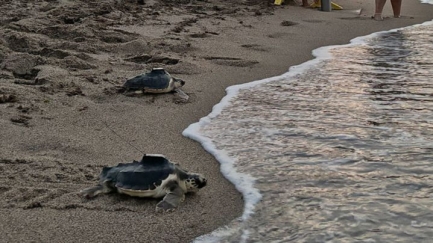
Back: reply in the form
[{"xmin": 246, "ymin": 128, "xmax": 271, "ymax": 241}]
[
  {"xmin": 123, "ymin": 68, "xmax": 189, "ymax": 101},
  {"xmin": 79, "ymin": 154, "xmax": 207, "ymax": 212}
]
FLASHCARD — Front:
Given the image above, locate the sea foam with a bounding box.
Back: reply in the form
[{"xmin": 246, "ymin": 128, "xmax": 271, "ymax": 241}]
[{"xmin": 184, "ymin": 19, "xmax": 433, "ymax": 242}]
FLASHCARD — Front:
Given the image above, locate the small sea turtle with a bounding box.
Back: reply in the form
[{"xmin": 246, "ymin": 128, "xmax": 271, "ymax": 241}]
[
  {"xmin": 123, "ymin": 68, "xmax": 189, "ymax": 101},
  {"xmin": 79, "ymin": 154, "xmax": 207, "ymax": 212}
]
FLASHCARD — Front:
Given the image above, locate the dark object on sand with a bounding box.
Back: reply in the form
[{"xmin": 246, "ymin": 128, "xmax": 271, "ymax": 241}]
[
  {"xmin": 79, "ymin": 154, "xmax": 207, "ymax": 212},
  {"xmin": 123, "ymin": 68, "xmax": 189, "ymax": 101}
]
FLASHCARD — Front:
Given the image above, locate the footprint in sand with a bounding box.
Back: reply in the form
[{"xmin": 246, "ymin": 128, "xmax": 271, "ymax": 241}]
[
  {"xmin": 280, "ymin": 20, "xmax": 299, "ymax": 26},
  {"xmin": 124, "ymin": 55, "xmax": 179, "ymax": 65},
  {"xmin": 204, "ymin": 56, "xmax": 259, "ymax": 67},
  {"xmin": 10, "ymin": 115, "xmax": 32, "ymax": 127},
  {"xmin": 241, "ymin": 44, "xmax": 269, "ymax": 52},
  {"xmin": 267, "ymin": 32, "xmax": 289, "ymax": 38},
  {"xmin": 0, "ymin": 94, "xmax": 18, "ymax": 104},
  {"xmin": 302, "ymin": 19, "xmax": 327, "ymax": 23}
]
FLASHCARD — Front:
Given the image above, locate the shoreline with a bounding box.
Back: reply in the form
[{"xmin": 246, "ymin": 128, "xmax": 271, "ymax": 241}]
[
  {"xmin": 186, "ymin": 17, "xmax": 433, "ymax": 242},
  {"xmin": 1, "ymin": 0, "xmax": 432, "ymax": 242}
]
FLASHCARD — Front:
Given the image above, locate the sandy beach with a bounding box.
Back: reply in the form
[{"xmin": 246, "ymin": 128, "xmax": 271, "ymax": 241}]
[{"xmin": 1, "ymin": 0, "xmax": 432, "ymax": 242}]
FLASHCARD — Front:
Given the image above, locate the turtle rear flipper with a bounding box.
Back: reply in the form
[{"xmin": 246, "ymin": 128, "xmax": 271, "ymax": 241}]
[{"xmin": 156, "ymin": 181, "xmax": 185, "ymax": 212}]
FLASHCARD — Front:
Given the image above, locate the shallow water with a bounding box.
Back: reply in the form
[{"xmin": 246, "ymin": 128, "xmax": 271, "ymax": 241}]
[{"xmin": 186, "ymin": 21, "xmax": 433, "ymax": 242}]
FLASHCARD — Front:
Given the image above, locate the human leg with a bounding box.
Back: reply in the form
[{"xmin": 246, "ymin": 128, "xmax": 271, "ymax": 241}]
[
  {"xmin": 374, "ymin": 0, "xmax": 387, "ymax": 20},
  {"xmin": 390, "ymin": 0, "xmax": 402, "ymax": 17}
]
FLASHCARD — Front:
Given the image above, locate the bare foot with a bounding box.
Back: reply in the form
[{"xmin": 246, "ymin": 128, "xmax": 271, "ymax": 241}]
[{"xmin": 373, "ymin": 13, "xmax": 383, "ymax": 21}]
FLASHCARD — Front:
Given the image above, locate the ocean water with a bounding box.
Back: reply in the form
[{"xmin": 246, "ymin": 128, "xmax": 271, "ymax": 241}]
[{"xmin": 184, "ymin": 18, "xmax": 433, "ymax": 243}]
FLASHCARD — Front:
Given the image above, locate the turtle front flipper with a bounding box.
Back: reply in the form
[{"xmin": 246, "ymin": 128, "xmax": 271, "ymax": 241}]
[
  {"xmin": 156, "ymin": 181, "xmax": 185, "ymax": 212},
  {"xmin": 79, "ymin": 181, "xmax": 113, "ymax": 199},
  {"xmin": 174, "ymin": 88, "xmax": 189, "ymax": 102}
]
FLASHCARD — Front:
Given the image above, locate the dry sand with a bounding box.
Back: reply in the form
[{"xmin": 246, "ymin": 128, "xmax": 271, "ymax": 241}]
[{"xmin": 0, "ymin": 0, "xmax": 432, "ymax": 242}]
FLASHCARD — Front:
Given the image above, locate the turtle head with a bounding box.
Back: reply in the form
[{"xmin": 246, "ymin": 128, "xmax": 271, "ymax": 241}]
[
  {"xmin": 173, "ymin": 78, "xmax": 185, "ymax": 89},
  {"xmin": 185, "ymin": 173, "xmax": 207, "ymax": 192}
]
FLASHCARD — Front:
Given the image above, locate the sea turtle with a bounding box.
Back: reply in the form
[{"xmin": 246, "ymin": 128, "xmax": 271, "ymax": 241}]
[
  {"xmin": 123, "ymin": 68, "xmax": 189, "ymax": 101},
  {"xmin": 79, "ymin": 154, "xmax": 207, "ymax": 212}
]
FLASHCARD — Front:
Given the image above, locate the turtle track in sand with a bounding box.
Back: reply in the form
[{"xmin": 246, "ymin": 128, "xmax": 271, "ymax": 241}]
[
  {"xmin": 0, "ymin": 0, "xmax": 277, "ymax": 213},
  {"xmin": 0, "ymin": 158, "xmax": 101, "ymax": 210},
  {"xmin": 0, "ymin": 157, "xmax": 163, "ymax": 212},
  {"xmin": 0, "ymin": 0, "xmax": 275, "ymax": 103}
]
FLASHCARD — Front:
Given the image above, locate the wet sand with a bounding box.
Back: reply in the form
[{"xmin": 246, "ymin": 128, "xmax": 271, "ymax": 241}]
[{"xmin": 1, "ymin": 0, "xmax": 432, "ymax": 242}]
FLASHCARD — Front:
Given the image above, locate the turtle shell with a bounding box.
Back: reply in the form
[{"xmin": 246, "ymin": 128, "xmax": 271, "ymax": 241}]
[
  {"xmin": 123, "ymin": 68, "xmax": 171, "ymax": 90},
  {"xmin": 101, "ymin": 154, "xmax": 176, "ymax": 191}
]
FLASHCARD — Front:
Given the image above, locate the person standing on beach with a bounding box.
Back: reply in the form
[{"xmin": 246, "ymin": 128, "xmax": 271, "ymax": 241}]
[{"xmin": 374, "ymin": 0, "xmax": 402, "ymax": 20}]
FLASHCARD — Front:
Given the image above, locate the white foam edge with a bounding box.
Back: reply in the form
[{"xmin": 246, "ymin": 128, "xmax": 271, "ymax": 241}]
[
  {"xmin": 421, "ymin": 0, "xmax": 433, "ymax": 4},
  {"xmin": 183, "ymin": 19, "xmax": 433, "ymax": 242},
  {"xmin": 192, "ymin": 219, "xmax": 250, "ymax": 243}
]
